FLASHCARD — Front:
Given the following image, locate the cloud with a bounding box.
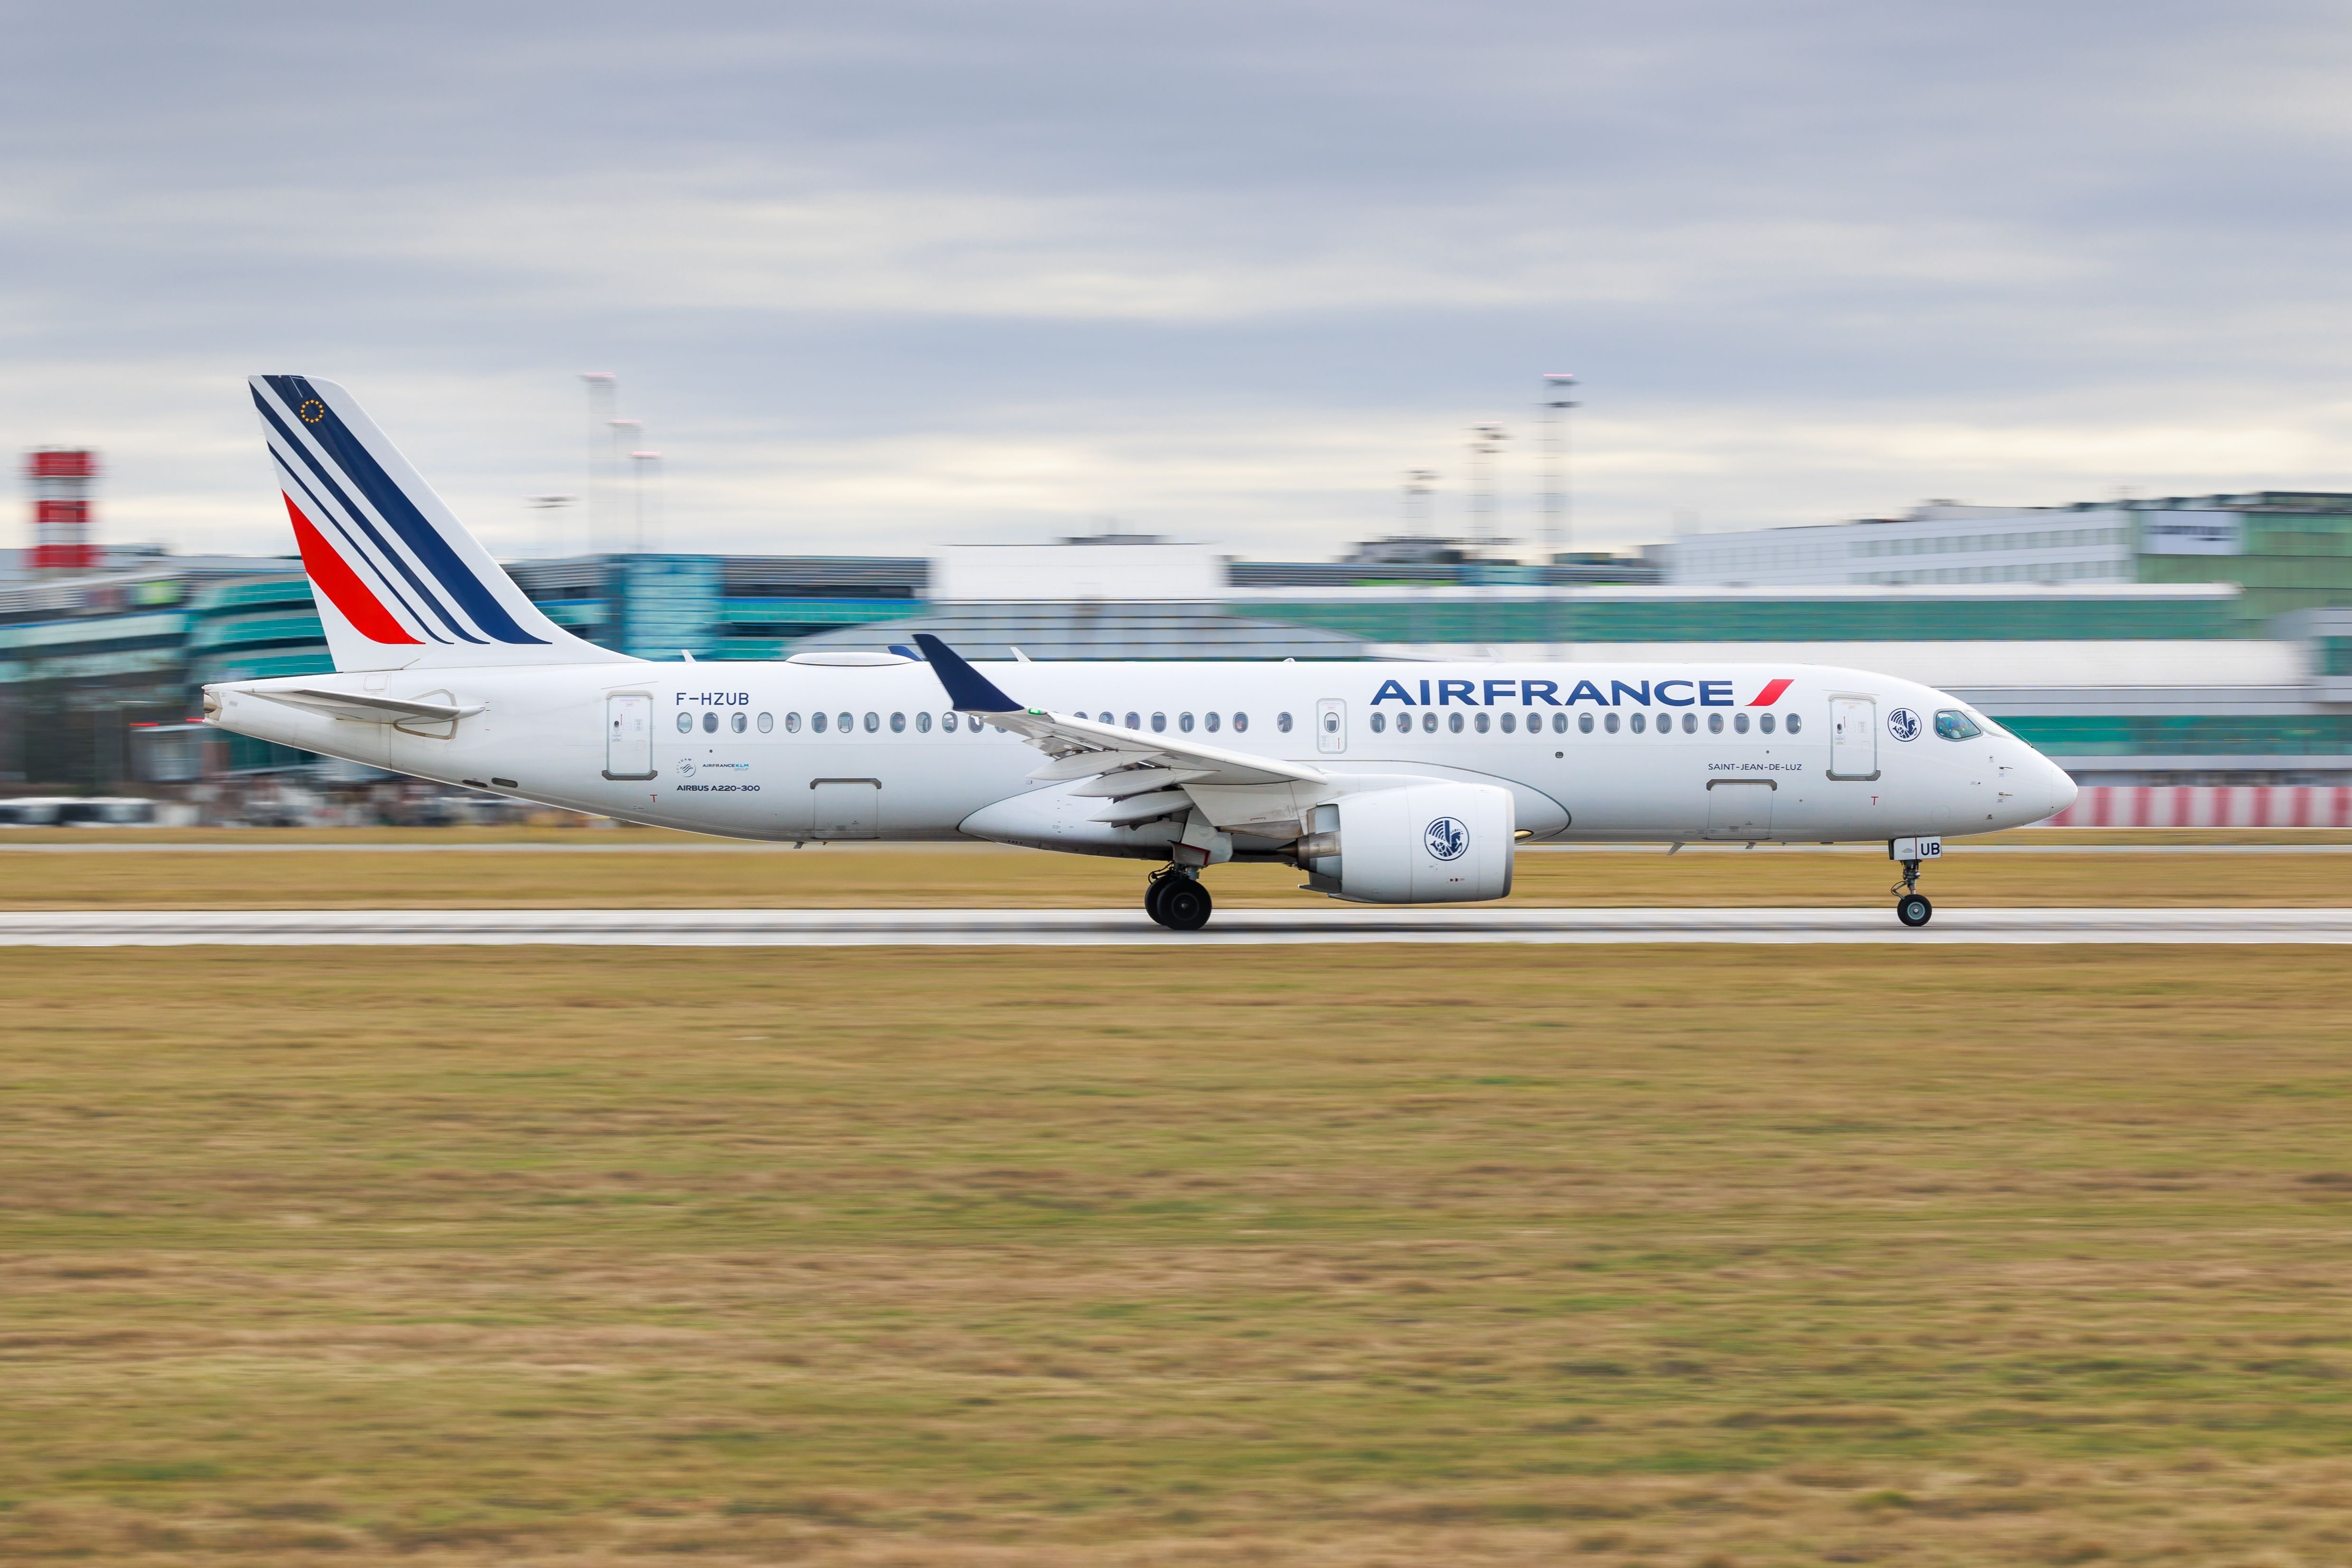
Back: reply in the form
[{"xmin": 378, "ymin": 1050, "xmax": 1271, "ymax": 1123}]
[{"xmin": 4, "ymin": 1, "xmax": 2352, "ymax": 560}]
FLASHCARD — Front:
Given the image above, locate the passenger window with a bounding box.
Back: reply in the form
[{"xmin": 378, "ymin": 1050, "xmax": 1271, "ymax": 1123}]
[
  {"xmin": 1500, "ymin": 711, "xmax": 1516, "ymax": 733},
  {"xmin": 890, "ymin": 712, "xmax": 906, "ymax": 733},
  {"xmin": 864, "ymin": 712, "xmax": 880, "ymax": 733},
  {"xmin": 703, "ymin": 711, "xmax": 719, "ymax": 733},
  {"xmin": 1448, "ymin": 712, "xmax": 1465, "ymax": 734},
  {"xmin": 1278, "ymin": 712, "xmax": 1293, "ymax": 733},
  {"xmin": 1681, "ymin": 712, "xmax": 1696, "ymax": 733},
  {"xmin": 1421, "ymin": 711, "xmax": 1437, "ymax": 733},
  {"xmin": 1204, "ymin": 712, "xmax": 1220, "ymax": 732},
  {"xmin": 1629, "ymin": 712, "xmax": 1646, "ymax": 734},
  {"xmin": 1604, "ymin": 713, "xmax": 1620, "ymax": 733},
  {"xmin": 731, "ymin": 711, "xmax": 748, "ymax": 733},
  {"xmin": 916, "ymin": 711, "xmax": 932, "ymax": 733},
  {"xmin": 1553, "ymin": 712, "xmax": 1568, "ymax": 734},
  {"xmin": 1369, "ymin": 711, "xmax": 1386, "ymax": 734},
  {"xmin": 785, "ymin": 712, "xmax": 801, "ymax": 734},
  {"xmin": 1180, "ymin": 712, "xmax": 1195, "ymax": 732},
  {"xmin": 1100, "ymin": 712, "xmax": 1113, "ymax": 724},
  {"xmin": 1152, "ymin": 712, "xmax": 1167, "ymax": 733},
  {"xmin": 1787, "ymin": 712, "xmax": 1804, "ymax": 735},
  {"xmin": 812, "ymin": 712, "xmax": 828, "ymax": 733},
  {"xmin": 942, "ymin": 711, "xmax": 958, "ymax": 732},
  {"xmin": 1232, "ymin": 712, "xmax": 1249, "ymax": 733},
  {"xmin": 1708, "ymin": 712, "xmax": 1723, "ymax": 734},
  {"xmin": 1579, "ymin": 712, "xmax": 1594, "ymax": 734},
  {"xmin": 1934, "ymin": 709, "xmax": 1983, "ymax": 741},
  {"xmin": 676, "ymin": 711, "xmax": 693, "ymax": 733},
  {"xmin": 838, "ymin": 711, "xmax": 853, "ymax": 732},
  {"xmin": 1126, "ymin": 711, "xmax": 1140, "ymax": 729},
  {"xmin": 1759, "ymin": 714, "xmax": 1776, "ymax": 734},
  {"xmin": 1734, "ymin": 713, "xmax": 1750, "ymax": 734},
  {"xmin": 1473, "ymin": 712, "xmax": 1490, "ymax": 733},
  {"xmin": 757, "ymin": 712, "xmax": 773, "ymax": 733}
]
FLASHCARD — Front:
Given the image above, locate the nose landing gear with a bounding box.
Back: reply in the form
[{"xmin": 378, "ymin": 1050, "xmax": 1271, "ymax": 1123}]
[{"xmin": 1145, "ymin": 866, "xmax": 1214, "ymax": 932}]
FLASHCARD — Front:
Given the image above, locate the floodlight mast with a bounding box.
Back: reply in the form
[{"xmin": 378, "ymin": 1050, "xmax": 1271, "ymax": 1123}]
[
  {"xmin": 580, "ymin": 374, "xmax": 616, "ymax": 551},
  {"xmin": 1468, "ymin": 423, "xmax": 1507, "ymax": 554},
  {"xmin": 1542, "ymin": 372, "xmax": 1577, "ymax": 561}
]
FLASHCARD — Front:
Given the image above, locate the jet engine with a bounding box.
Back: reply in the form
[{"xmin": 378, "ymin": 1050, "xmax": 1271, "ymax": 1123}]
[{"xmin": 1295, "ymin": 781, "xmax": 1515, "ymax": 903}]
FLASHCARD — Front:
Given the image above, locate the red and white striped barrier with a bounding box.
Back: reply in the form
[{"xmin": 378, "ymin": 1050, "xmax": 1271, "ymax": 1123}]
[{"xmin": 2043, "ymin": 785, "xmax": 2352, "ymax": 828}]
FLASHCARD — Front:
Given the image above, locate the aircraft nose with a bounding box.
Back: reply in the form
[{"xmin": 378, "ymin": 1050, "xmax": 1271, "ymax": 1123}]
[{"xmin": 2036, "ymin": 753, "xmax": 2078, "ymax": 822}]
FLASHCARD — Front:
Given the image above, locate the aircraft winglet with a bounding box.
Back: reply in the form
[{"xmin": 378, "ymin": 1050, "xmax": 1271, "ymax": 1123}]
[{"xmin": 913, "ymin": 633, "xmax": 1022, "ymax": 714}]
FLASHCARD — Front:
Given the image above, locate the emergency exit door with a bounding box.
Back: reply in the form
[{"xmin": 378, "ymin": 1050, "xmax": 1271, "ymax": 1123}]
[
  {"xmin": 1828, "ymin": 695, "xmax": 1878, "ymax": 780},
  {"xmin": 604, "ymin": 693, "xmax": 654, "ymax": 780}
]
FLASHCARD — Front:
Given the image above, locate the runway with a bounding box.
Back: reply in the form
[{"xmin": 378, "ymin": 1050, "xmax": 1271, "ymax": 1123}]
[
  {"xmin": 0, "ymin": 839, "xmax": 2347, "ymax": 855},
  {"xmin": 2, "ymin": 906, "xmax": 2347, "ymax": 946}
]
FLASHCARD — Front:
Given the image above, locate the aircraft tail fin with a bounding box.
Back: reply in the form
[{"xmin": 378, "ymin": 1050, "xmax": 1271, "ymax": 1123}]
[{"xmin": 249, "ymin": 375, "xmax": 632, "ymax": 671}]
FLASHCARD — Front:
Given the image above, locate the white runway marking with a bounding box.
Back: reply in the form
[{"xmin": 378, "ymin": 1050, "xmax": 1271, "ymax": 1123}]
[{"xmin": 1, "ymin": 907, "xmax": 2347, "ymax": 947}]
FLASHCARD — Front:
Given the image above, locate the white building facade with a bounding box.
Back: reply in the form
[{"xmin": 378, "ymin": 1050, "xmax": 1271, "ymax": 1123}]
[{"xmin": 1663, "ymin": 503, "xmax": 2167, "ymax": 588}]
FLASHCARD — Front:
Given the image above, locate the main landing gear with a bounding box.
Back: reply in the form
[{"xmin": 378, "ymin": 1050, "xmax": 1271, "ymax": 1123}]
[
  {"xmin": 1145, "ymin": 866, "xmax": 1214, "ymax": 932},
  {"xmin": 1891, "ymin": 858, "xmax": 1933, "ymax": 929}
]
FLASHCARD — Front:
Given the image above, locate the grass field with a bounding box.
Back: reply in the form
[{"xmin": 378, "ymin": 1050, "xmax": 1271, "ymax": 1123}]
[
  {"xmin": 0, "ymin": 832, "xmax": 2347, "ymax": 908},
  {"xmin": 6, "ymin": 943, "xmax": 2352, "ymax": 1566}
]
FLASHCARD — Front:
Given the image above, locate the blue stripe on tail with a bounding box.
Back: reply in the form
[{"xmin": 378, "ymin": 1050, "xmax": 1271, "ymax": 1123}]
[
  {"xmin": 254, "ymin": 387, "xmax": 482, "ymax": 644},
  {"xmin": 262, "ymin": 375, "xmax": 546, "ymax": 646}
]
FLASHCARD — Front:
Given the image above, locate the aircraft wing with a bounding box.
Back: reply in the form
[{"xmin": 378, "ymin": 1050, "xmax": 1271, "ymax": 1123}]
[{"xmin": 913, "ymin": 634, "xmax": 1327, "ymax": 823}]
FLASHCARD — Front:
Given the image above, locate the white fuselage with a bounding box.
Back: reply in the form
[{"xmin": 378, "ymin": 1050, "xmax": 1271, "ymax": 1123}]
[{"xmin": 207, "ymin": 658, "xmax": 2079, "ymax": 852}]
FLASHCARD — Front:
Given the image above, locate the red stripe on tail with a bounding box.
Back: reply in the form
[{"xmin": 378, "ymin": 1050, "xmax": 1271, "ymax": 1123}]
[
  {"xmin": 284, "ymin": 494, "xmax": 420, "ymax": 644},
  {"xmin": 1750, "ymin": 677, "xmax": 1793, "ymax": 706}
]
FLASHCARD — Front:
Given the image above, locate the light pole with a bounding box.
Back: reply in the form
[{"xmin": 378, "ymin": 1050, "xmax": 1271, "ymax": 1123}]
[
  {"xmin": 1468, "ymin": 423, "xmax": 1507, "ymax": 554},
  {"xmin": 607, "ymin": 419, "xmax": 642, "ymax": 552},
  {"xmin": 525, "ymin": 494, "xmax": 577, "ymax": 558},
  {"xmin": 1542, "ymin": 372, "xmax": 1577, "ymax": 562},
  {"xmin": 1402, "ymin": 469, "xmax": 1438, "ymax": 535},
  {"xmin": 581, "ymin": 373, "xmax": 615, "ymax": 551},
  {"xmin": 629, "ymin": 451, "xmax": 662, "ymax": 554}
]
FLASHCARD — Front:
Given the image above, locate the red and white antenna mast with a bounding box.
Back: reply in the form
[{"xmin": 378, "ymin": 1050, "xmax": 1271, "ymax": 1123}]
[{"xmin": 27, "ymin": 448, "xmax": 99, "ymax": 573}]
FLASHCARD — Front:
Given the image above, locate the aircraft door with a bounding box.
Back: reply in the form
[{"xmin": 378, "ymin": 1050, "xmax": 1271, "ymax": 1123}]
[
  {"xmin": 604, "ymin": 693, "xmax": 655, "ymax": 780},
  {"xmin": 1704, "ymin": 779, "xmax": 1774, "ymax": 838},
  {"xmin": 810, "ymin": 778, "xmax": 881, "ymax": 840},
  {"xmin": 1315, "ymin": 698, "xmax": 1347, "ymax": 755},
  {"xmin": 1829, "ymin": 695, "xmax": 1878, "ymax": 780}
]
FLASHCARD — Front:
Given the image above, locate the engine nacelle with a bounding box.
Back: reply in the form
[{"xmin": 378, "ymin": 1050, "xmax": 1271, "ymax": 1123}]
[{"xmin": 1300, "ymin": 781, "xmax": 1515, "ymax": 904}]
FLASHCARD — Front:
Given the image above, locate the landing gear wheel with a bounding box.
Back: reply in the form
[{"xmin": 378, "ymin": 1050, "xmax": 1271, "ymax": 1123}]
[
  {"xmin": 1158, "ymin": 877, "xmax": 1214, "ymax": 932},
  {"xmin": 1896, "ymin": 893, "xmax": 1934, "ymax": 929},
  {"xmin": 1143, "ymin": 875, "xmax": 1173, "ymax": 927}
]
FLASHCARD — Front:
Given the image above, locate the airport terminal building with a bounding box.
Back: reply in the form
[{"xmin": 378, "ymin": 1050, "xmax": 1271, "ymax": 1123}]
[{"xmin": 3, "ymin": 533, "xmax": 2348, "ymax": 803}]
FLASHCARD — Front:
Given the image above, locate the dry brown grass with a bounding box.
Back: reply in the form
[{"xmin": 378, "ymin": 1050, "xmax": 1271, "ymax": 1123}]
[
  {"xmin": 0, "ymin": 834, "xmax": 2346, "ymax": 908},
  {"xmin": 4, "ymin": 944, "xmax": 2352, "ymax": 1564}
]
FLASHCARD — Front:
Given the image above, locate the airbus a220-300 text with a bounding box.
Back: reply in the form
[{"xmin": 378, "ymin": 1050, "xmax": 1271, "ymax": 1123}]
[{"xmin": 207, "ymin": 377, "xmax": 2079, "ymax": 930}]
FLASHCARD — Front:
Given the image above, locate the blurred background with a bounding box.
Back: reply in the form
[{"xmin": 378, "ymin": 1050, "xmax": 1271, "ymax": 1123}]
[{"xmin": 3, "ymin": 0, "xmax": 2351, "ymax": 821}]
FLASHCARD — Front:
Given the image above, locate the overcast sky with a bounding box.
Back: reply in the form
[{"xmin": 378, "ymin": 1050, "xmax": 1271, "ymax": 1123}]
[{"xmin": 5, "ymin": 1, "xmax": 2351, "ymax": 561}]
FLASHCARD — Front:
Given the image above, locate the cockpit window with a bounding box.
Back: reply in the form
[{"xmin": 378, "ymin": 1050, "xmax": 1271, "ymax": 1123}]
[{"xmin": 1934, "ymin": 709, "xmax": 1983, "ymax": 741}]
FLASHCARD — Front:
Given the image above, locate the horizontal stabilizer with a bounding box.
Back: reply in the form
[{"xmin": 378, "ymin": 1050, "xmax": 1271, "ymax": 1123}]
[{"xmin": 257, "ymin": 686, "xmax": 484, "ymax": 724}]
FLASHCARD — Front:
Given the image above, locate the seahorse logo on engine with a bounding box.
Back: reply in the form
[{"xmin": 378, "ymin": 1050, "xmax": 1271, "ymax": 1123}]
[{"xmin": 1424, "ymin": 816, "xmax": 1468, "ymax": 861}]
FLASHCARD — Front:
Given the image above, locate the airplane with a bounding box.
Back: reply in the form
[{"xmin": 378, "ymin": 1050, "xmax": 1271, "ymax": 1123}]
[{"xmin": 204, "ymin": 376, "xmax": 2079, "ymax": 930}]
